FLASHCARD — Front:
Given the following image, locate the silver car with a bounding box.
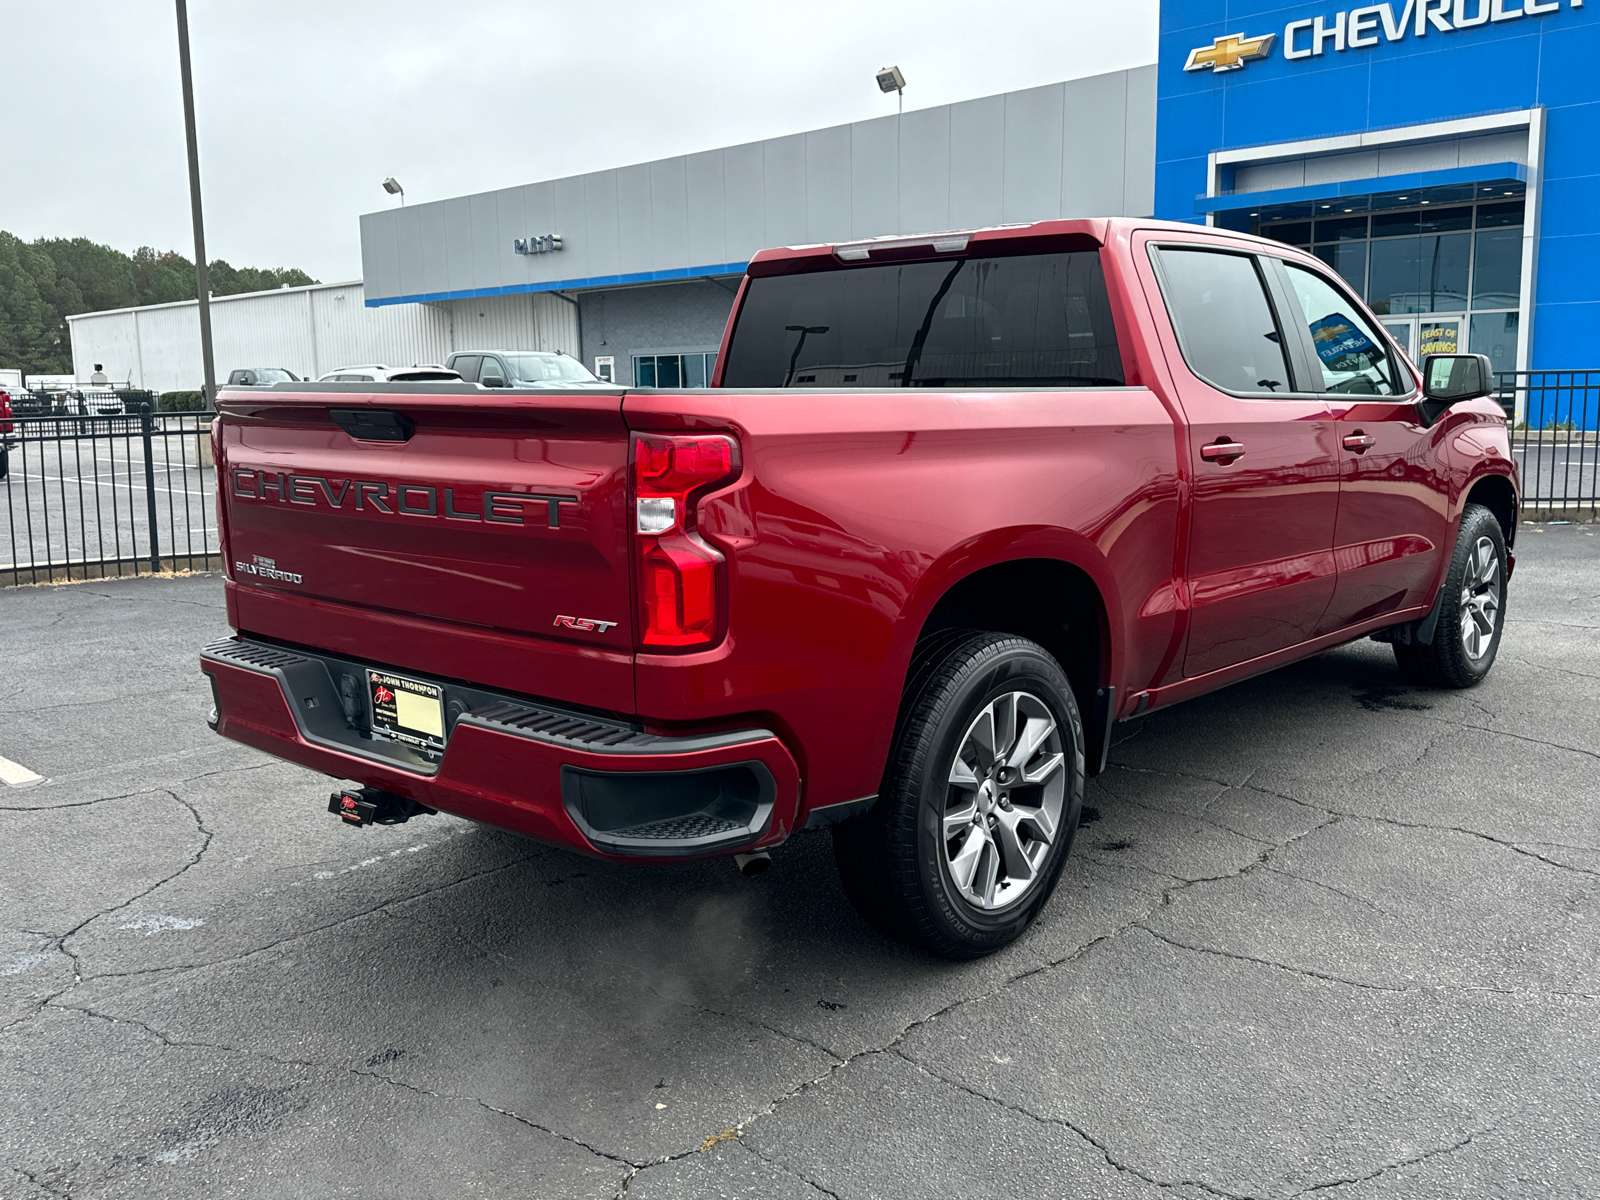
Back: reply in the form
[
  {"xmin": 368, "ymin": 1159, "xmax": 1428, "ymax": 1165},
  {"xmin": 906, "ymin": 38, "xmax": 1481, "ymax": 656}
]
[{"xmin": 315, "ymin": 365, "xmax": 463, "ymax": 383}]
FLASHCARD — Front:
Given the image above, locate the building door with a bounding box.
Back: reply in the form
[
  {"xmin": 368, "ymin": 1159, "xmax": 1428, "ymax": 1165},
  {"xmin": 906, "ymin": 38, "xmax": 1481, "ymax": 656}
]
[
  {"xmin": 1416, "ymin": 317, "xmax": 1464, "ymax": 359},
  {"xmin": 1145, "ymin": 242, "xmax": 1342, "ymax": 679},
  {"xmin": 1380, "ymin": 316, "xmax": 1465, "ymax": 366}
]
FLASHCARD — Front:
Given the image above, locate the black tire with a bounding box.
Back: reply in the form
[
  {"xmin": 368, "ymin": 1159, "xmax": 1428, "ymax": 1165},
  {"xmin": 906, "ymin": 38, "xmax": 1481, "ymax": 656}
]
[
  {"xmin": 832, "ymin": 633, "xmax": 1085, "ymax": 959},
  {"xmin": 1394, "ymin": 503, "xmax": 1508, "ymax": 688},
  {"xmin": 0, "ymin": 447, "xmax": 8, "ymax": 481}
]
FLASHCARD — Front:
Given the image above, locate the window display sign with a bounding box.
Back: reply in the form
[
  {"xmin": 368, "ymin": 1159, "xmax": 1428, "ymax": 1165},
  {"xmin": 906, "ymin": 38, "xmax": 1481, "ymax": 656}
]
[{"xmin": 1418, "ymin": 321, "xmax": 1461, "ymax": 357}]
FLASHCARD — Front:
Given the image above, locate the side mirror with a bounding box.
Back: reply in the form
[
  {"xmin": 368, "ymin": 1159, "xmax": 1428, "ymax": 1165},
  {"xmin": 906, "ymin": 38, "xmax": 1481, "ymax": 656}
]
[
  {"xmin": 1418, "ymin": 353, "xmax": 1493, "ymax": 426},
  {"xmin": 480, "ymin": 374, "xmax": 507, "ymax": 389}
]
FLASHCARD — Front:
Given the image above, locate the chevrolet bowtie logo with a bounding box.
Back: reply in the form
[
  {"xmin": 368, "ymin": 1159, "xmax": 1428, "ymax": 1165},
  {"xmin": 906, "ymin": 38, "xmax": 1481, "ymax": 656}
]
[{"xmin": 1184, "ymin": 32, "xmax": 1277, "ymax": 74}]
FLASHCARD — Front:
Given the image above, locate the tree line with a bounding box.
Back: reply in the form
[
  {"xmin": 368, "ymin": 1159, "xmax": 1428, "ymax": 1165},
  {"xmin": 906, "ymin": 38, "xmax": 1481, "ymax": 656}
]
[{"xmin": 0, "ymin": 231, "xmax": 317, "ymax": 376}]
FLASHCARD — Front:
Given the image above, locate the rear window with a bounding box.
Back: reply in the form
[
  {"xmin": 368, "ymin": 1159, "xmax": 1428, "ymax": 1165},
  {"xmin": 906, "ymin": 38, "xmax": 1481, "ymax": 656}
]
[{"xmin": 720, "ymin": 251, "xmax": 1124, "ymax": 389}]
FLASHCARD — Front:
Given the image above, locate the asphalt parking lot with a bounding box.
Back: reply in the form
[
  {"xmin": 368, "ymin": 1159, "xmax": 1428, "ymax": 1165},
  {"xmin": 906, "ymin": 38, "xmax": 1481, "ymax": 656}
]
[{"xmin": 2, "ymin": 525, "xmax": 1597, "ymax": 1200}]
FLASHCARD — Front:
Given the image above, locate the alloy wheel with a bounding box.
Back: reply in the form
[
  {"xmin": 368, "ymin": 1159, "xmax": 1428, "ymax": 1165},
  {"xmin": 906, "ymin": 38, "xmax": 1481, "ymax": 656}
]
[
  {"xmin": 1459, "ymin": 535, "xmax": 1501, "ymax": 661},
  {"xmin": 942, "ymin": 691, "xmax": 1067, "ymax": 911}
]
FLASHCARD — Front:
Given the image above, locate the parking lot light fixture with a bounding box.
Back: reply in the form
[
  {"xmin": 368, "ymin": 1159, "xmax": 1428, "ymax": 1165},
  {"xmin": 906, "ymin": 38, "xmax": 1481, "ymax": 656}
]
[
  {"xmin": 383, "ymin": 177, "xmax": 405, "ymax": 205},
  {"xmin": 876, "ymin": 65, "xmax": 906, "ymax": 115}
]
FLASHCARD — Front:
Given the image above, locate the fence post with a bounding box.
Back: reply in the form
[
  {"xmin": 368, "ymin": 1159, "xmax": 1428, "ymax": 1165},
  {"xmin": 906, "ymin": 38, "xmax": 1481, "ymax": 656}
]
[{"xmin": 140, "ymin": 402, "xmax": 162, "ymax": 572}]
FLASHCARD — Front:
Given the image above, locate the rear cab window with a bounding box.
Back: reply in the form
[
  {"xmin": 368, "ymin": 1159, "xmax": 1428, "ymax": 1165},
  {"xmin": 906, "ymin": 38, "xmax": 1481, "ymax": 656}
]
[{"xmin": 720, "ymin": 250, "xmax": 1124, "ymax": 389}]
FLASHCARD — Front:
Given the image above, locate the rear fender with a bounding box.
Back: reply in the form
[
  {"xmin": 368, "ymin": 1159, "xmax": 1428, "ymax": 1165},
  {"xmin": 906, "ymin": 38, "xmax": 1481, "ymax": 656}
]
[{"xmin": 889, "ymin": 526, "xmax": 1122, "ymax": 709}]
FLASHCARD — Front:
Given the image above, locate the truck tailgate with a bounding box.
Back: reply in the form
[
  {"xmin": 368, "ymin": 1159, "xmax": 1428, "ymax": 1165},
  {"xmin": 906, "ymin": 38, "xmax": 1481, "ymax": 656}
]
[{"xmin": 217, "ymin": 388, "xmax": 635, "ymax": 712}]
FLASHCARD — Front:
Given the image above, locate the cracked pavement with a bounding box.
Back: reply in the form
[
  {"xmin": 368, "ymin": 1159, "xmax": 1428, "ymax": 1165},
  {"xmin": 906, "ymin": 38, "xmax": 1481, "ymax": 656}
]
[{"xmin": 2, "ymin": 527, "xmax": 1598, "ymax": 1199}]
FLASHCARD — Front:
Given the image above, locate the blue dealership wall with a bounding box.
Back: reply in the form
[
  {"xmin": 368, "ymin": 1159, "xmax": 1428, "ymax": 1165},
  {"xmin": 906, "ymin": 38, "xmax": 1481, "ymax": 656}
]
[{"xmin": 1156, "ymin": 0, "xmax": 1600, "ymax": 370}]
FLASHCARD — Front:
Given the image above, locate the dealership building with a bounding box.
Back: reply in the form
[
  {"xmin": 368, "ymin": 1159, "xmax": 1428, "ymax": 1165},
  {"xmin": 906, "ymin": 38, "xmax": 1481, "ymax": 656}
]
[{"xmin": 70, "ymin": 0, "xmax": 1597, "ymax": 391}]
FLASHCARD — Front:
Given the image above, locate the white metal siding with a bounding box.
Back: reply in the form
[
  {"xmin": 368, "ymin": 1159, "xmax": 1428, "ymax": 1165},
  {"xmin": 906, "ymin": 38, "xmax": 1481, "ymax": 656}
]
[
  {"xmin": 67, "ymin": 281, "xmax": 463, "ymax": 392},
  {"xmin": 438, "ymin": 293, "xmax": 579, "ymax": 357},
  {"xmin": 533, "ymin": 294, "xmax": 579, "ymax": 356}
]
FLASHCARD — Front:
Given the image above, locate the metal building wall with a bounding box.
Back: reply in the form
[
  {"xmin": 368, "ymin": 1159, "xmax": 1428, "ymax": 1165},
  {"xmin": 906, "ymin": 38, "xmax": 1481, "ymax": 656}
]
[
  {"xmin": 359, "ymin": 65, "xmax": 1161, "ymax": 307},
  {"xmin": 440, "ymin": 292, "xmax": 579, "ymax": 357},
  {"xmin": 66, "ymin": 281, "xmax": 465, "ymax": 392}
]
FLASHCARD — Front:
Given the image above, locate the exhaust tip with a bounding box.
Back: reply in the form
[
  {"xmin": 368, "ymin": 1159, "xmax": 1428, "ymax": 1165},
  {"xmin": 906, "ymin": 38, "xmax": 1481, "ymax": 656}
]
[{"xmin": 734, "ymin": 851, "xmax": 771, "ymax": 877}]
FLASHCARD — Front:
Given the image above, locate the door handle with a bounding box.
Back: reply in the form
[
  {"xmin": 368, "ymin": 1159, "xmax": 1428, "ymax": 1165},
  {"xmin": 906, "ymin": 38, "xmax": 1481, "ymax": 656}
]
[
  {"xmin": 1200, "ymin": 439, "xmax": 1247, "ymax": 463},
  {"xmin": 1342, "ymin": 431, "xmax": 1376, "ymax": 452}
]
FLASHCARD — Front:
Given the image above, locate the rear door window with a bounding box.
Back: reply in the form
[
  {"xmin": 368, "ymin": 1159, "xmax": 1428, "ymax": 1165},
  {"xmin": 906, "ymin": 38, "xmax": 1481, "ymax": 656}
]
[
  {"xmin": 1281, "ymin": 264, "xmax": 1402, "ymax": 396},
  {"xmin": 1153, "ymin": 247, "xmax": 1293, "ymax": 396},
  {"xmin": 452, "ymin": 355, "xmax": 482, "ymax": 383},
  {"xmin": 720, "ymin": 251, "xmax": 1124, "ymax": 389}
]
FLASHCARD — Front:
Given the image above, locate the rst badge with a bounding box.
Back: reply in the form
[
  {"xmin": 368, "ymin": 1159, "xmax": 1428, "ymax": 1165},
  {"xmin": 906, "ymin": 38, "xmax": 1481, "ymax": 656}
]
[{"xmin": 554, "ymin": 615, "xmax": 618, "ymax": 634}]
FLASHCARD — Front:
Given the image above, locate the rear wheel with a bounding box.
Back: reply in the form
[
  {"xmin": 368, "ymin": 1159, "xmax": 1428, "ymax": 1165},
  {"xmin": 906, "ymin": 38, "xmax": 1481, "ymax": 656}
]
[
  {"xmin": 832, "ymin": 633, "xmax": 1085, "ymax": 959},
  {"xmin": 1394, "ymin": 503, "xmax": 1507, "ymax": 688}
]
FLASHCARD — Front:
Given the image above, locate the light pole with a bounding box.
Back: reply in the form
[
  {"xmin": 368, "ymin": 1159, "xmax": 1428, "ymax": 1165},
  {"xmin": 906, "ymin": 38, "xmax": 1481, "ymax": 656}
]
[
  {"xmin": 876, "ymin": 67, "xmax": 906, "ymax": 230},
  {"xmin": 383, "ymin": 177, "xmax": 405, "ymax": 206},
  {"xmin": 876, "ymin": 65, "xmax": 906, "ymax": 116},
  {"xmin": 174, "ymin": 0, "xmax": 216, "ymax": 409}
]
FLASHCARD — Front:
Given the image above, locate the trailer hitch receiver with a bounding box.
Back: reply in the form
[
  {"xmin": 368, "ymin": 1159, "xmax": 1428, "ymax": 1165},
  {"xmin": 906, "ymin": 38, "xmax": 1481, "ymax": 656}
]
[{"xmin": 328, "ymin": 787, "xmax": 436, "ymax": 827}]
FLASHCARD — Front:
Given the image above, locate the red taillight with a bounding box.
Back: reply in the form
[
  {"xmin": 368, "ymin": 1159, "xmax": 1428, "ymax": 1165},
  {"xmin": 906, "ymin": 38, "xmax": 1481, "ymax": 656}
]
[
  {"xmin": 632, "ymin": 434, "xmax": 737, "ymax": 649},
  {"xmin": 0, "ymin": 390, "xmax": 12, "ymax": 434}
]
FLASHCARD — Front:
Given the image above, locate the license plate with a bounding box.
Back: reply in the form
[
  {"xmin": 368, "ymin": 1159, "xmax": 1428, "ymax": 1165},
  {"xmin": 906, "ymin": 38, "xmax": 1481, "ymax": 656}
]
[{"xmin": 367, "ymin": 669, "xmax": 446, "ymax": 756}]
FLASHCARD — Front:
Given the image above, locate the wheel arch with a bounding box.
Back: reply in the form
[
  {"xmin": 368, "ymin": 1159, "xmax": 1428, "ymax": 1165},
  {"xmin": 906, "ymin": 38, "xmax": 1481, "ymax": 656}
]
[
  {"xmin": 896, "ymin": 533, "xmax": 1120, "ymax": 774},
  {"xmin": 1463, "ymin": 471, "xmax": 1518, "ymax": 549}
]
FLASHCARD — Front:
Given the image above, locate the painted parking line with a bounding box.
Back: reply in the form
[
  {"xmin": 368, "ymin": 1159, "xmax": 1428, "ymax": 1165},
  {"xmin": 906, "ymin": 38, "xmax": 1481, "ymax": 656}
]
[
  {"xmin": 0, "ymin": 755, "xmax": 44, "ymax": 787},
  {"xmin": 12, "ymin": 472, "xmax": 208, "ymax": 498}
]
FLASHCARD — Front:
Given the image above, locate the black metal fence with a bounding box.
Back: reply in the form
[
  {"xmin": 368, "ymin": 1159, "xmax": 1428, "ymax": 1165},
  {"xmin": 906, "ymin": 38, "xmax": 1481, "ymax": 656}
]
[
  {"xmin": 2, "ymin": 397, "xmax": 220, "ymax": 587},
  {"xmin": 1497, "ymin": 371, "xmax": 1600, "ymax": 519}
]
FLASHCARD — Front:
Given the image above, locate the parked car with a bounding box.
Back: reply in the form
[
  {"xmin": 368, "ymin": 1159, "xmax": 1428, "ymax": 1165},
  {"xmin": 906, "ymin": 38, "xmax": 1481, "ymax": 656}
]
[
  {"xmin": 226, "ymin": 368, "xmax": 301, "ymax": 387},
  {"xmin": 444, "ymin": 350, "xmax": 600, "ymax": 388},
  {"xmin": 201, "ymin": 217, "xmax": 1519, "ymax": 959},
  {"xmin": 314, "ymin": 364, "xmax": 462, "ymax": 383}
]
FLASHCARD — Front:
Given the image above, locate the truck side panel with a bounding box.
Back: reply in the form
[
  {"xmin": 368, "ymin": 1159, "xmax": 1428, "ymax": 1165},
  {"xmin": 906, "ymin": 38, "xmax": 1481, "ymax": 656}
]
[{"xmin": 624, "ymin": 386, "xmax": 1183, "ymax": 811}]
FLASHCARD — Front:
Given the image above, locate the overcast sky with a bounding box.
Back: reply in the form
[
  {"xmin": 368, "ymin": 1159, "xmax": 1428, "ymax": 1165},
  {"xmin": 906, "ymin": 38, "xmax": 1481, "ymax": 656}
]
[{"xmin": 7, "ymin": 0, "xmax": 1159, "ymax": 282}]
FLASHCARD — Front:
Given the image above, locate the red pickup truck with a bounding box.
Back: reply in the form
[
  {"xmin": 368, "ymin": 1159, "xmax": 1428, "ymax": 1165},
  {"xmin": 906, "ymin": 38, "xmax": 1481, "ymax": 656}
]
[{"xmin": 202, "ymin": 218, "xmax": 1518, "ymax": 958}]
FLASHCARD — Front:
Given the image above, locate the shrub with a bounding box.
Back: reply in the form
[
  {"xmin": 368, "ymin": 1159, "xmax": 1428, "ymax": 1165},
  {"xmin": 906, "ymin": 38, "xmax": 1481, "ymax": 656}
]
[{"xmin": 160, "ymin": 390, "xmax": 207, "ymax": 411}]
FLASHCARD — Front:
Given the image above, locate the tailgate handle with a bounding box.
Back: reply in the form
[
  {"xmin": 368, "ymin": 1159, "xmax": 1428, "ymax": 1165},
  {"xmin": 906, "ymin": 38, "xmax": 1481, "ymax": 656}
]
[{"xmin": 330, "ymin": 409, "xmax": 414, "ymax": 442}]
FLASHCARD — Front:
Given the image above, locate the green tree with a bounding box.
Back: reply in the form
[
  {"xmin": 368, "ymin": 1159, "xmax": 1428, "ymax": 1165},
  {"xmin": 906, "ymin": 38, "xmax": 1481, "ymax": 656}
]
[
  {"xmin": 0, "ymin": 233, "xmax": 72, "ymax": 374},
  {"xmin": 131, "ymin": 246, "xmax": 197, "ymax": 305},
  {"xmin": 0, "ymin": 231, "xmax": 318, "ymax": 376},
  {"xmin": 207, "ymin": 259, "xmax": 316, "ymax": 296}
]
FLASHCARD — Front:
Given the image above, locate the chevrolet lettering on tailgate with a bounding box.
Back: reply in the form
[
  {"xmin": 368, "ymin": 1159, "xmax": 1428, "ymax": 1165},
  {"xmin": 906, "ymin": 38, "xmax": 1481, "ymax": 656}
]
[{"xmin": 229, "ymin": 469, "xmax": 578, "ymax": 528}]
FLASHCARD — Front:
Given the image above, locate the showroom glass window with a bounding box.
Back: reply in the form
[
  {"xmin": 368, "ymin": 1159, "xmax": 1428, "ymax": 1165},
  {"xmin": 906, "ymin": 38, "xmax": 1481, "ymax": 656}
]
[
  {"xmin": 1259, "ymin": 199, "xmax": 1524, "ymax": 372},
  {"xmin": 634, "ymin": 352, "xmax": 717, "ymax": 387}
]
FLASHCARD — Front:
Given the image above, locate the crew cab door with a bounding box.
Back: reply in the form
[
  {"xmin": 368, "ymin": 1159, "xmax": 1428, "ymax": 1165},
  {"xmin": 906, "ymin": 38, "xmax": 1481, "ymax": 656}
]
[
  {"xmin": 1143, "ymin": 240, "xmax": 1341, "ymax": 678},
  {"xmin": 1270, "ymin": 261, "xmax": 1450, "ymax": 633}
]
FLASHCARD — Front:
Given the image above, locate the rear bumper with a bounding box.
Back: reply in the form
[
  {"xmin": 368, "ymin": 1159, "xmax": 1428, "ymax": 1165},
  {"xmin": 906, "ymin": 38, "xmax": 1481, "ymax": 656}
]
[{"xmin": 201, "ymin": 637, "xmax": 802, "ymax": 861}]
